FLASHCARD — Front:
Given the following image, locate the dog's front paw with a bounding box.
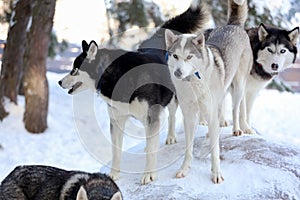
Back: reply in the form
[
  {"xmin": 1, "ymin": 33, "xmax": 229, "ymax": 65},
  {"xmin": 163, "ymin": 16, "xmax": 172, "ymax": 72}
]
[
  {"xmin": 219, "ymin": 119, "xmax": 230, "ymax": 127},
  {"xmin": 109, "ymin": 169, "xmax": 120, "ymax": 180},
  {"xmin": 175, "ymin": 167, "xmax": 189, "ymax": 178},
  {"xmin": 244, "ymin": 128, "xmax": 256, "ymax": 135},
  {"xmin": 212, "ymin": 171, "xmax": 224, "ymax": 184},
  {"xmin": 166, "ymin": 135, "xmax": 177, "ymax": 145},
  {"xmin": 233, "ymin": 129, "xmax": 243, "ymax": 136},
  {"xmin": 141, "ymin": 172, "xmax": 157, "ymax": 185}
]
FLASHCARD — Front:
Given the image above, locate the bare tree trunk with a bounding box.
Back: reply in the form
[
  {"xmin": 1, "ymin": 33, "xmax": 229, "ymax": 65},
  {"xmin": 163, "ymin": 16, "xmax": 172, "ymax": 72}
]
[
  {"xmin": 23, "ymin": 0, "xmax": 56, "ymax": 133},
  {"xmin": 0, "ymin": 0, "xmax": 32, "ymax": 120},
  {"xmin": 0, "ymin": 89, "xmax": 8, "ymax": 121}
]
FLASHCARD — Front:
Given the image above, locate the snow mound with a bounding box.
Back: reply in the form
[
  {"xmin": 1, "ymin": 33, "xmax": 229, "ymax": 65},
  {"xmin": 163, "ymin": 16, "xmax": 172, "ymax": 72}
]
[{"xmin": 107, "ymin": 132, "xmax": 300, "ymax": 199}]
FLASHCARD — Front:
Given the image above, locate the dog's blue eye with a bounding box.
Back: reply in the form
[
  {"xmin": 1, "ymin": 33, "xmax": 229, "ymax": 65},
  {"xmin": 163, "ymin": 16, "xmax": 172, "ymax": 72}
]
[
  {"xmin": 267, "ymin": 48, "xmax": 273, "ymax": 53},
  {"xmin": 280, "ymin": 49, "xmax": 286, "ymax": 54},
  {"xmin": 173, "ymin": 54, "xmax": 178, "ymax": 59}
]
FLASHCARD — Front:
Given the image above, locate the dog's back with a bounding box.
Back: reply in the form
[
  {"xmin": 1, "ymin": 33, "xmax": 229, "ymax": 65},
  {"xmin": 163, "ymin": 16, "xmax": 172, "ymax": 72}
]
[
  {"xmin": 0, "ymin": 165, "xmax": 122, "ymax": 200},
  {"xmin": 205, "ymin": 25, "xmax": 252, "ymax": 90}
]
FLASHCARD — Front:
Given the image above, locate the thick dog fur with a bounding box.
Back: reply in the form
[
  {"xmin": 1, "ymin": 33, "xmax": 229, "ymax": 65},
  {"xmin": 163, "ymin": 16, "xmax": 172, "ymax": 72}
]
[
  {"xmin": 0, "ymin": 165, "xmax": 122, "ymax": 200},
  {"xmin": 227, "ymin": 1, "xmax": 299, "ymax": 135},
  {"xmin": 58, "ymin": 0, "xmax": 211, "ymax": 184},
  {"xmin": 165, "ymin": 0, "xmax": 252, "ymax": 183},
  {"xmin": 239, "ymin": 25, "xmax": 299, "ymax": 132}
]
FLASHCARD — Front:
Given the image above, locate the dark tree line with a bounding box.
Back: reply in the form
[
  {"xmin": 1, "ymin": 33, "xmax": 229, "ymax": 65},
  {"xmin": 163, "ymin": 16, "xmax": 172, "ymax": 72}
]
[{"xmin": 0, "ymin": 0, "xmax": 56, "ymax": 133}]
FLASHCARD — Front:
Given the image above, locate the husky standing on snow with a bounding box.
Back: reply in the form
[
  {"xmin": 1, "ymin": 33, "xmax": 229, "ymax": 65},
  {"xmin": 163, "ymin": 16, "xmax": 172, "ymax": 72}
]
[
  {"xmin": 224, "ymin": 1, "xmax": 299, "ymax": 135},
  {"xmin": 58, "ymin": 0, "xmax": 211, "ymax": 184},
  {"xmin": 0, "ymin": 165, "xmax": 122, "ymax": 200},
  {"xmin": 165, "ymin": 0, "xmax": 252, "ymax": 183},
  {"xmin": 236, "ymin": 24, "xmax": 299, "ymax": 134}
]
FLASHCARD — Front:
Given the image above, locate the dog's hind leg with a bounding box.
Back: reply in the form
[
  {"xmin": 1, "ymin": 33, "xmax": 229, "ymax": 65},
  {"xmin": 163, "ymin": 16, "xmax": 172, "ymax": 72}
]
[
  {"xmin": 219, "ymin": 97, "xmax": 230, "ymax": 127},
  {"xmin": 231, "ymin": 81, "xmax": 245, "ymax": 136},
  {"xmin": 208, "ymin": 106, "xmax": 224, "ymax": 183},
  {"xmin": 239, "ymin": 96, "xmax": 256, "ymax": 134},
  {"xmin": 109, "ymin": 115, "xmax": 128, "ymax": 180},
  {"xmin": 231, "ymin": 61, "xmax": 248, "ymax": 136},
  {"xmin": 166, "ymin": 96, "xmax": 178, "ymax": 145},
  {"xmin": 141, "ymin": 105, "xmax": 161, "ymax": 184}
]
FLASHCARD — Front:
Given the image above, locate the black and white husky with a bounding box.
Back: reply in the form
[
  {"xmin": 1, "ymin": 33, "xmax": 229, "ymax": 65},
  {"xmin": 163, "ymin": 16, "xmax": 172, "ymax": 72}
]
[
  {"xmin": 238, "ymin": 24, "xmax": 299, "ymax": 134},
  {"xmin": 226, "ymin": 1, "xmax": 299, "ymax": 135},
  {"xmin": 58, "ymin": 0, "xmax": 211, "ymax": 184},
  {"xmin": 165, "ymin": 0, "xmax": 252, "ymax": 184}
]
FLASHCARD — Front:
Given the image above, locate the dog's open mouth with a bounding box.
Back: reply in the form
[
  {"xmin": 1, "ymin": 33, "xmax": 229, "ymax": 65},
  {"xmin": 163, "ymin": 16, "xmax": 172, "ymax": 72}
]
[{"xmin": 68, "ymin": 82, "xmax": 83, "ymax": 94}]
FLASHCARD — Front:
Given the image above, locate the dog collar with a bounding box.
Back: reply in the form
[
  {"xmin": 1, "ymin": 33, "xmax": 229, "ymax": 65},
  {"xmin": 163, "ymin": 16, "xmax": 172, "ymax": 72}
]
[
  {"xmin": 165, "ymin": 52, "xmax": 169, "ymax": 62},
  {"xmin": 194, "ymin": 71, "xmax": 201, "ymax": 79}
]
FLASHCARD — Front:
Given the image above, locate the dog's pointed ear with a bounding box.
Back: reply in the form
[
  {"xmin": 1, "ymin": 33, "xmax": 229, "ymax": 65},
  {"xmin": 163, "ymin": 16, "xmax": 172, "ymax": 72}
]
[
  {"xmin": 165, "ymin": 29, "xmax": 178, "ymax": 50},
  {"xmin": 86, "ymin": 41, "xmax": 98, "ymax": 61},
  {"xmin": 192, "ymin": 33, "xmax": 205, "ymax": 48},
  {"xmin": 111, "ymin": 191, "xmax": 122, "ymax": 200},
  {"xmin": 82, "ymin": 40, "xmax": 89, "ymax": 52},
  {"xmin": 76, "ymin": 186, "xmax": 88, "ymax": 200},
  {"xmin": 89, "ymin": 40, "xmax": 98, "ymax": 48},
  {"xmin": 288, "ymin": 27, "xmax": 299, "ymax": 46},
  {"xmin": 258, "ymin": 23, "xmax": 269, "ymax": 41}
]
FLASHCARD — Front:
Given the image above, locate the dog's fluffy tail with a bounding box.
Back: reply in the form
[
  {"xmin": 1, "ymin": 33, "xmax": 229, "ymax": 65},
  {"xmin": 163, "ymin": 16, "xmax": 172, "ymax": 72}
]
[
  {"xmin": 138, "ymin": 0, "xmax": 212, "ymax": 50},
  {"xmin": 227, "ymin": 0, "xmax": 248, "ymax": 26},
  {"xmin": 161, "ymin": 0, "xmax": 212, "ymax": 33}
]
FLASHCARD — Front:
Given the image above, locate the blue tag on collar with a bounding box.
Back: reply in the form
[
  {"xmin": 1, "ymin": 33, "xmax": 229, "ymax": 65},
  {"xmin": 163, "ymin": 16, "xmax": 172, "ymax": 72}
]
[
  {"xmin": 165, "ymin": 52, "xmax": 169, "ymax": 62},
  {"xmin": 194, "ymin": 71, "xmax": 201, "ymax": 79}
]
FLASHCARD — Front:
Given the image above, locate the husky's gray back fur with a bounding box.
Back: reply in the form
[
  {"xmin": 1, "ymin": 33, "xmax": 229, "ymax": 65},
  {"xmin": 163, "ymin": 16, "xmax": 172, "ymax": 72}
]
[
  {"xmin": 205, "ymin": 25, "xmax": 251, "ymax": 88},
  {"xmin": 0, "ymin": 165, "xmax": 122, "ymax": 200}
]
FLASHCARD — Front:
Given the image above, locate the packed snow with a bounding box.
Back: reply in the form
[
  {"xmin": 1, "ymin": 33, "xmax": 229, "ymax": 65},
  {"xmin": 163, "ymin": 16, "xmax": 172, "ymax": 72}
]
[{"xmin": 0, "ymin": 72, "xmax": 300, "ymax": 199}]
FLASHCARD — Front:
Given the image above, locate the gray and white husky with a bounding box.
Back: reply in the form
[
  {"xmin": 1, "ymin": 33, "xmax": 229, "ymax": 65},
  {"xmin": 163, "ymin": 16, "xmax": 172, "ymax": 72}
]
[
  {"xmin": 165, "ymin": 0, "xmax": 252, "ymax": 183},
  {"xmin": 226, "ymin": 1, "xmax": 299, "ymax": 135},
  {"xmin": 58, "ymin": 0, "xmax": 211, "ymax": 184},
  {"xmin": 0, "ymin": 165, "xmax": 122, "ymax": 200}
]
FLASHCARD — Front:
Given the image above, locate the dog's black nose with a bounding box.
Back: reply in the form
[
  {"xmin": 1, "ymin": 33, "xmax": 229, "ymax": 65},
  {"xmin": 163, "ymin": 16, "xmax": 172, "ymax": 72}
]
[
  {"xmin": 174, "ymin": 69, "xmax": 182, "ymax": 78},
  {"xmin": 271, "ymin": 63, "xmax": 279, "ymax": 71},
  {"xmin": 58, "ymin": 80, "xmax": 62, "ymax": 86}
]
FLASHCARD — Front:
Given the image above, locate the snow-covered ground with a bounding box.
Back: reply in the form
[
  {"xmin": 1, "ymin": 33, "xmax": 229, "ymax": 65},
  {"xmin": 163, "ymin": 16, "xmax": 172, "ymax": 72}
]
[{"xmin": 0, "ymin": 72, "xmax": 300, "ymax": 199}]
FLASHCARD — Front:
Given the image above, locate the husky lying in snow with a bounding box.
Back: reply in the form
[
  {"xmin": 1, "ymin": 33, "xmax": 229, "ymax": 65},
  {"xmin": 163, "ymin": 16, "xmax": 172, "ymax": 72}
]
[
  {"xmin": 0, "ymin": 165, "xmax": 122, "ymax": 200},
  {"xmin": 165, "ymin": 0, "xmax": 252, "ymax": 183},
  {"xmin": 59, "ymin": 0, "xmax": 211, "ymax": 184}
]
